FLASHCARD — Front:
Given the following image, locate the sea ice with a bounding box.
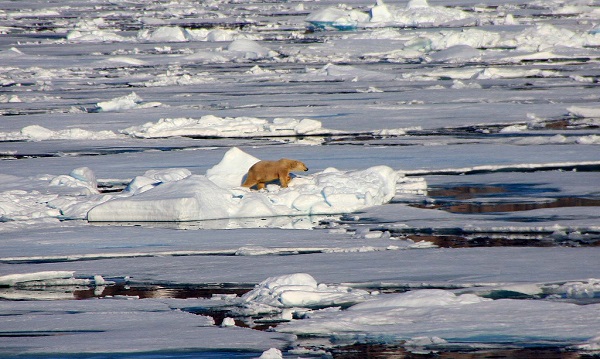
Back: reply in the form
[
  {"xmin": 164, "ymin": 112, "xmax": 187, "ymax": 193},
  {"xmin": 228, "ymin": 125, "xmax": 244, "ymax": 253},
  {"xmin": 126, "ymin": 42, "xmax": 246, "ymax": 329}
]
[
  {"xmin": 137, "ymin": 26, "xmax": 188, "ymax": 42},
  {"xmin": 226, "ymin": 39, "xmax": 278, "ymax": 60},
  {"xmin": 87, "ymin": 147, "xmax": 402, "ymax": 222},
  {"xmin": 0, "ymin": 125, "xmax": 120, "ymax": 142},
  {"xmin": 0, "ymin": 271, "xmax": 77, "ymax": 286},
  {"xmin": 95, "ymin": 92, "xmax": 161, "ymax": 112},
  {"xmin": 238, "ymin": 273, "xmax": 371, "ymax": 314},
  {"xmin": 276, "ymin": 289, "xmax": 600, "ymax": 347},
  {"xmin": 1, "ymin": 0, "xmax": 599, "ymax": 355},
  {"xmin": 0, "ymin": 299, "xmax": 292, "ymax": 354},
  {"xmin": 121, "ymin": 116, "xmax": 326, "ymax": 139}
]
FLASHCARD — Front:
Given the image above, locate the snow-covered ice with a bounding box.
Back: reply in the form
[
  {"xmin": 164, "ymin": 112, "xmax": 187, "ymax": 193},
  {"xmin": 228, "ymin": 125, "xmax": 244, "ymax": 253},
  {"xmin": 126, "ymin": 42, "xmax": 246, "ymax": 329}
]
[
  {"xmin": 84, "ymin": 147, "xmax": 402, "ymax": 221},
  {"xmin": 1, "ymin": 0, "xmax": 599, "ymax": 356},
  {"xmin": 277, "ymin": 288, "xmax": 600, "ymax": 349}
]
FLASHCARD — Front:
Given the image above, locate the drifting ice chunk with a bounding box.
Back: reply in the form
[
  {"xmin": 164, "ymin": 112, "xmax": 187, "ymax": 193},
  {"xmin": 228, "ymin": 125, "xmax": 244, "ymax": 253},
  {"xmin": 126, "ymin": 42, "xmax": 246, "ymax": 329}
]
[
  {"xmin": 241, "ymin": 273, "xmax": 370, "ymax": 309},
  {"xmin": 96, "ymin": 92, "xmax": 143, "ymax": 112}
]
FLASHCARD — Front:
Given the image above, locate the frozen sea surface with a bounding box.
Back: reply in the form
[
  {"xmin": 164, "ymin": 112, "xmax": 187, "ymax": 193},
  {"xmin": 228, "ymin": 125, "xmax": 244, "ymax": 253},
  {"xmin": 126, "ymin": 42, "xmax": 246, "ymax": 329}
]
[{"xmin": 1, "ymin": 0, "xmax": 599, "ymax": 357}]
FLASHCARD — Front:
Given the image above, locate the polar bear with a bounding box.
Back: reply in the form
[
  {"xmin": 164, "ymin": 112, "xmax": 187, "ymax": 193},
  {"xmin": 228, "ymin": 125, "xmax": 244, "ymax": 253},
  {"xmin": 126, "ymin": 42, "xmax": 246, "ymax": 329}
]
[{"xmin": 242, "ymin": 158, "xmax": 308, "ymax": 190}]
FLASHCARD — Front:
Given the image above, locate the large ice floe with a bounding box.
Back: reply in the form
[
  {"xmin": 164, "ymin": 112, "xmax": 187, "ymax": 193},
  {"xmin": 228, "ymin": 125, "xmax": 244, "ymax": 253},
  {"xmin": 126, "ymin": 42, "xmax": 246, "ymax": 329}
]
[
  {"xmin": 86, "ymin": 147, "xmax": 403, "ymax": 222},
  {"xmin": 275, "ymin": 286, "xmax": 600, "ymax": 349}
]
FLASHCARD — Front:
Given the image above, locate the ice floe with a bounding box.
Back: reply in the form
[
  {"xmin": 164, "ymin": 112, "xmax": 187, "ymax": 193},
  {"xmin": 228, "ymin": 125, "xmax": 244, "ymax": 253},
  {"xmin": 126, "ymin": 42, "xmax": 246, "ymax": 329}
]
[
  {"xmin": 0, "ymin": 125, "xmax": 120, "ymax": 142},
  {"xmin": 121, "ymin": 116, "xmax": 327, "ymax": 139},
  {"xmin": 94, "ymin": 92, "xmax": 162, "ymax": 112},
  {"xmin": 276, "ymin": 288, "xmax": 600, "ymax": 348},
  {"xmin": 0, "ymin": 299, "xmax": 292, "ymax": 354},
  {"xmin": 87, "ymin": 147, "xmax": 402, "ymax": 222},
  {"xmin": 0, "ymin": 271, "xmax": 80, "ymax": 287},
  {"xmin": 0, "ymin": 147, "xmax": 408, "ymax": 225},
  {"xmin": 237, "ymin": 273, "xmax": 371, "ymax": 314}
]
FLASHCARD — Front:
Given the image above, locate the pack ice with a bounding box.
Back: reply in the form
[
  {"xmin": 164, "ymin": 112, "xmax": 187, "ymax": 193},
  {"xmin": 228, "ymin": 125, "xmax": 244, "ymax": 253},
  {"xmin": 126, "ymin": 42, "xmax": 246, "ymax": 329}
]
[{"xmin": 87, "ymin": 147, "xmax": 402, "ymax": 222}]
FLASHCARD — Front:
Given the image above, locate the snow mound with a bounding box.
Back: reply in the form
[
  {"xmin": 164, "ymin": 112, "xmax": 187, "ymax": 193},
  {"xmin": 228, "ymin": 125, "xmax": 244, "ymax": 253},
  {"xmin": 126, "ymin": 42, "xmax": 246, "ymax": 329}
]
[
  {"xmin": 65, "ymin": 19, "xmax": 128, "ymax": 42},
  {"xmin": 240, "ymin": 273, "xmax": 371, "ymax": 311},
  {"xmin": 0, "ymin": 125, "xmax": 119, "ymax": 142},
  {"xmin": 66, "ymin": 30, "xmax": 127, "ymax": 42},
  {"xmin": 95, "ymin": 92, "xmax": 162, "ymax": 112},
  {"xmin": 259, "ymin": 348, "xmax": 283, "ymax": 359},
  {"xmin": 121, "ymin": 115, "xmax": 326, "ymax": 139},
  {"xmin": 87, "ymin": 147, "xmax": 401, "ymax": 222},
  {"xmin": 206, "ymin": 147, "xmax": 260, "ymax": 188},
  {"xmin": 137, "ymin": 26, "xmax": 188, "ymax": 42}
]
